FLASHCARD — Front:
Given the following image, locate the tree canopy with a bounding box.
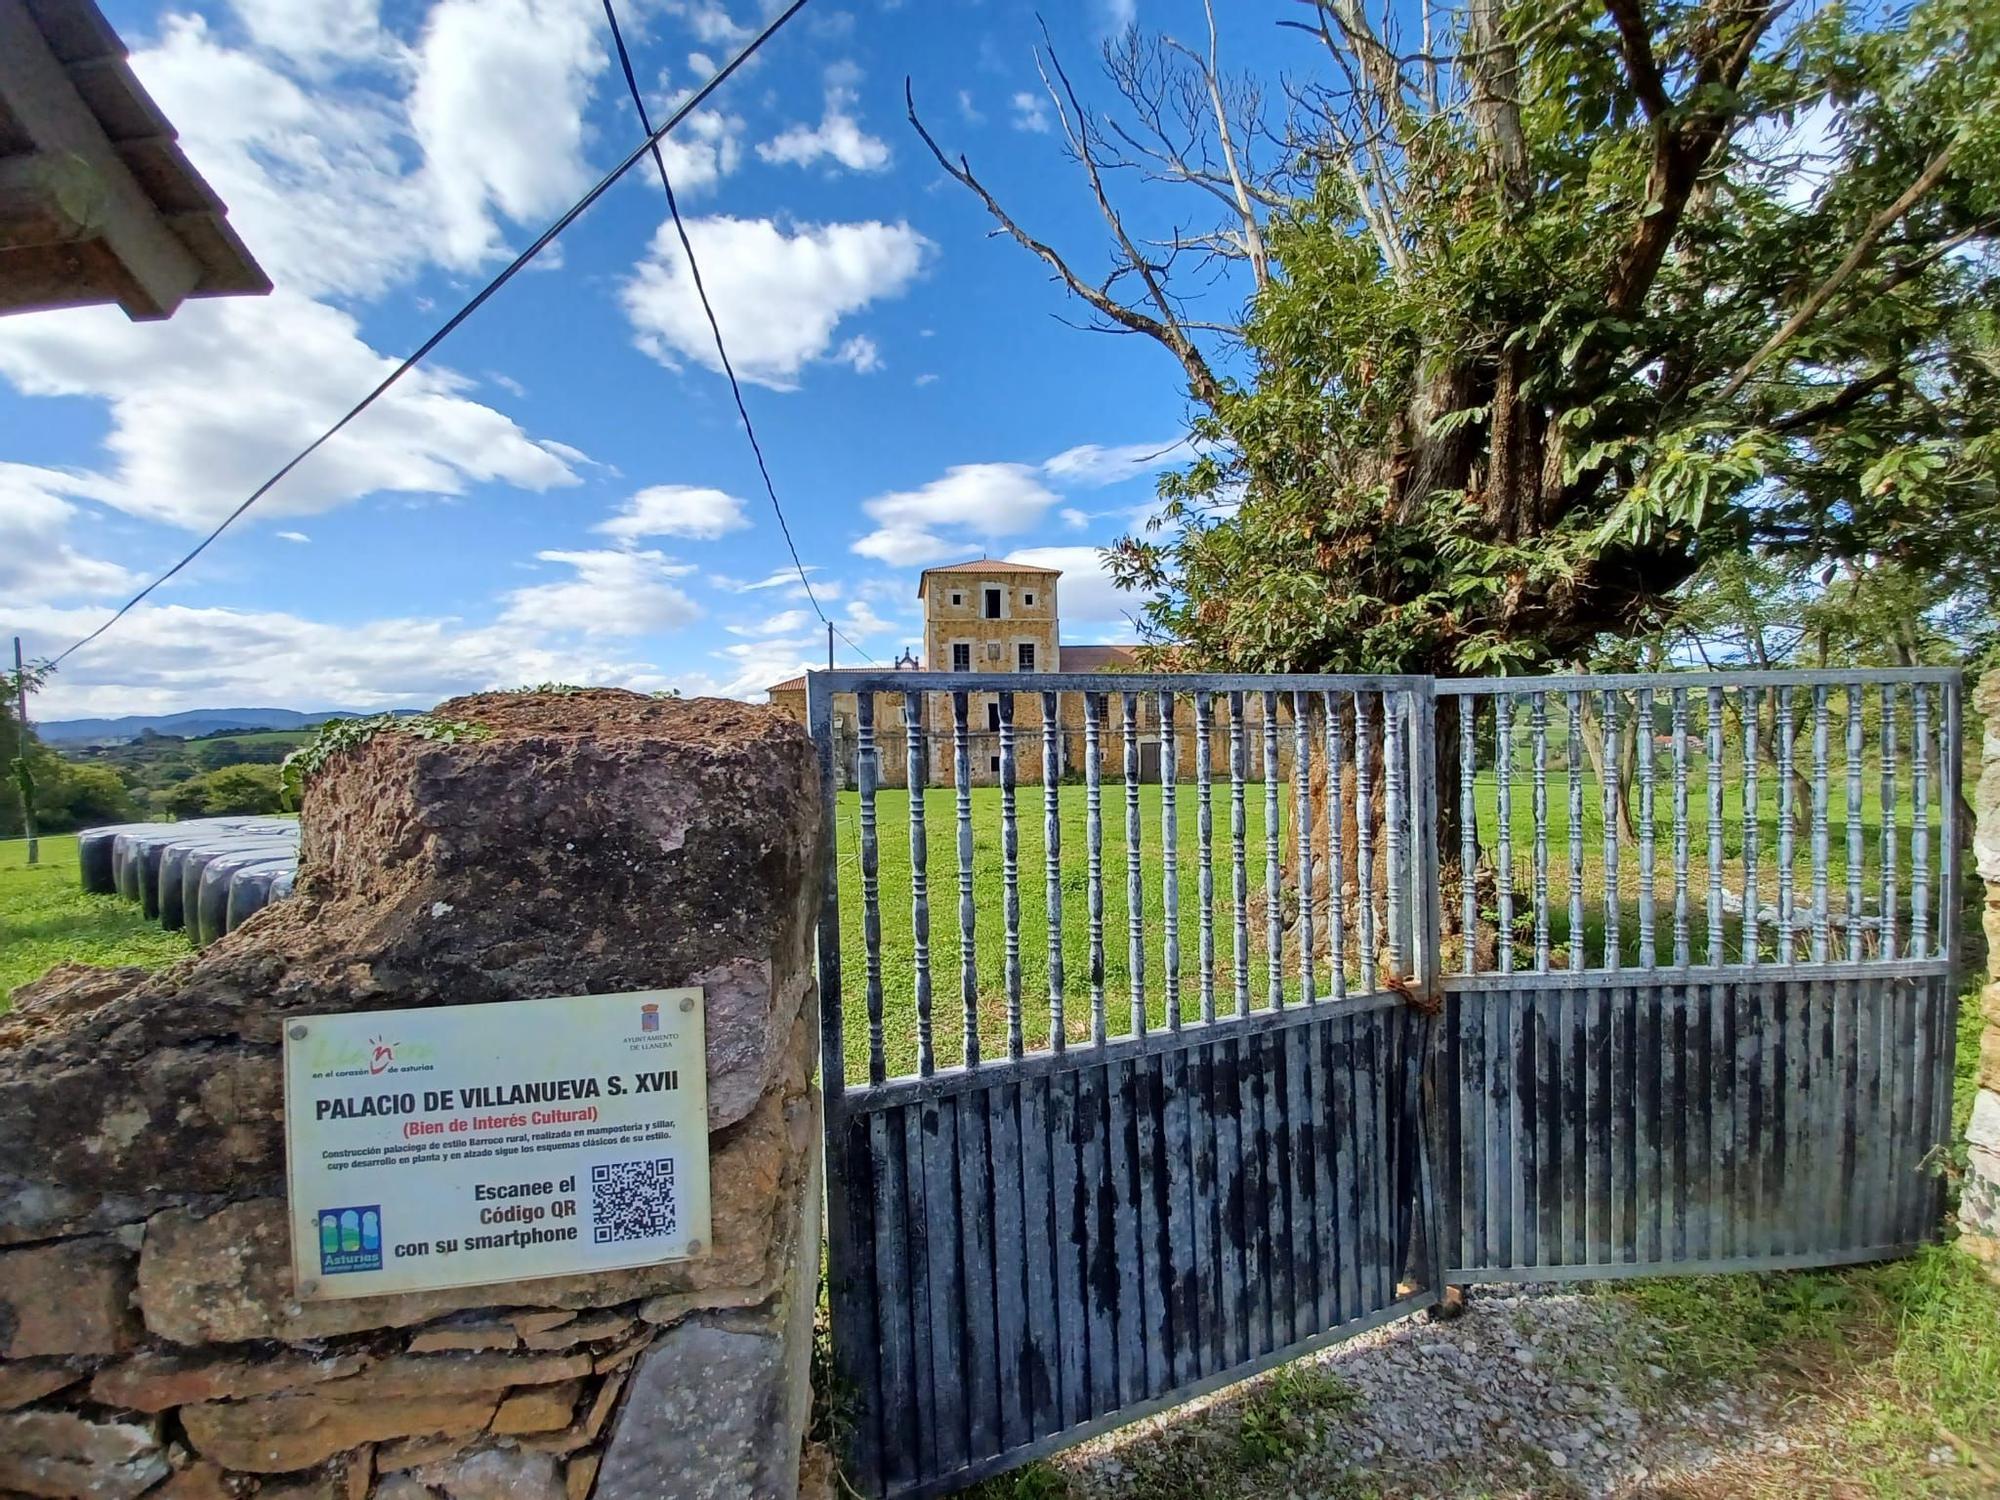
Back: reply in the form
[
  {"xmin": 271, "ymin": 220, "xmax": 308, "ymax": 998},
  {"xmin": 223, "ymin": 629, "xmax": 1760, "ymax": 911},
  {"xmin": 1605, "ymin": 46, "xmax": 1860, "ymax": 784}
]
[{"xmin": 912, "ymin": 0, "xmax": 2000, "ymax": 674}]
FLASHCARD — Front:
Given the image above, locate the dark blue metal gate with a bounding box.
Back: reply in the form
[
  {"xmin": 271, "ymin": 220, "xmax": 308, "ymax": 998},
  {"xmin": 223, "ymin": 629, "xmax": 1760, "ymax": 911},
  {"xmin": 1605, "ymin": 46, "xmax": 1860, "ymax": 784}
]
[{"xmin": 809, "ymin": 667, "xmax": 1961, "ymax": 1497}]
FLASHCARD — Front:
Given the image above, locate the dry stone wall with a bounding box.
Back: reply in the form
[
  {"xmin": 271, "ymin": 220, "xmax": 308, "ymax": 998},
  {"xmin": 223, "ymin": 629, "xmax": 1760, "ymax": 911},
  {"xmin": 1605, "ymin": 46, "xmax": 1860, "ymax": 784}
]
[
  {"xmin": 0, "ymin": 691, "xmax": 825, "ymax": 1500},
  {"xmin": 1966, "ymin": 673, "xmax": 2000, "ymax": 1268}
]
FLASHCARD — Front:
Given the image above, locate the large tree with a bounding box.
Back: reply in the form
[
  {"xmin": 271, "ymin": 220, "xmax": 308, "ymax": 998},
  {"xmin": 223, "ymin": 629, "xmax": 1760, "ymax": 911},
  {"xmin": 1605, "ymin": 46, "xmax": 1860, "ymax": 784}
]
[{"xmin": 911, "ymin": 0, "xmax": 2000, "ymax": 676}]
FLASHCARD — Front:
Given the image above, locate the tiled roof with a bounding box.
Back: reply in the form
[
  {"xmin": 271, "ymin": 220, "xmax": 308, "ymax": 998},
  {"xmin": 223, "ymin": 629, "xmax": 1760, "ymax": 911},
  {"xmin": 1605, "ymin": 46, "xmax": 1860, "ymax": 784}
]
[
  {"xmin": 766, "ymin": 675, "xmax": 806, "ymax": 694},
  {"xmin": 917, "ymin": 558, "xmax": 1063, "ymax": 597},
  {"xmin": 1059, "ymin": 644, "xmax": 1141, "ymax": 672}
]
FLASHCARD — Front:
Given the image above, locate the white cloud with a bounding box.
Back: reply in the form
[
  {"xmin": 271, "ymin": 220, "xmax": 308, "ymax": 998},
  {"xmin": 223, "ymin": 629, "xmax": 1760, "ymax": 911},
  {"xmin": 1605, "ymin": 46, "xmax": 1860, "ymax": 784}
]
[
  {"xmin": 409, "ymin": 0, "xmax": 608, "ymax": 269},
  {"xmin": 851, "ymin": 463, "xmax": 1062, "ymax": 565},
  {"xmin": 0, "ymin": 467, "xmax": 135, "ymax": 605},
  {"xmin": 727, "ymin": 608, "xmax": 813, "ymax": 637},
  {"xmin": 841, "ymin": 598, "xmax": 894, "ymax": 638},
  {"xmin": 1099, "ymin": 0, "xmax": 1138, "ymax": 31},
  {"xmin": 595, "ymin": 484, "xmax": 751, "ymax": 542},
  {"xmin": 665, "ymin": 1, "xmax": 749, "ymax": 46},
  {"xmin": 3, "ymin": 601, "xmax": 687, "ymax": 719},
  {"xmin": 0, "ymin": 291, "xmax": 581, "ymax": 529},
  {"xmin": 956, "ymin": 89, "xmax": 984, "ymax": 125},
  {"xmin": 651, "ymin": 111, "xmax": 748, "ymax": 196},
  {"xmin": 276, "ymin": 530, "xmax": 312, "ymax": 543},
  {"xmin": 1005, "ymin": 546, "xmax": 1135, "ymax": 630},
  {"xmin": 1010, "ymin": 91, "xmax": 1052, "ymax": 134},
  {"xmin": 621, "ymin": 216, "xmax": 929, "ymax": 388},
  {"xmin": 707, "ymin": 636, "xmax": 817, "ymax": 698},
  {"xmin": 1042, "ymin": 439, "xmax": 1186, "ymax": 487},
  {"xmin": 757, "ymin": 66, "xmax": 891, "ymax": 172},
  {"xmin": 914, "ymin": 372, "xmax": 938, "ymax": 387},
  {"xmin": 835, "ymin": 335, "xmax": 882, "ymax": 373},
  {"xmin": 227, "ymin": 0, "xmax": 392, "ymax": 68},
  {"xmin": 501, "ymin": 549, "xmax": 701, "ymax": 636}
]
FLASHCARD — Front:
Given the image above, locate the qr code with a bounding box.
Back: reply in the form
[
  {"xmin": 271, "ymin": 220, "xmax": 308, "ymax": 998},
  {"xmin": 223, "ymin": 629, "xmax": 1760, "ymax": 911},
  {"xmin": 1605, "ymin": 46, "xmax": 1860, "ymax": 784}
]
[{"xmin": 590, "ymin": 1158, "xmax": 677, "ymax": 1244}]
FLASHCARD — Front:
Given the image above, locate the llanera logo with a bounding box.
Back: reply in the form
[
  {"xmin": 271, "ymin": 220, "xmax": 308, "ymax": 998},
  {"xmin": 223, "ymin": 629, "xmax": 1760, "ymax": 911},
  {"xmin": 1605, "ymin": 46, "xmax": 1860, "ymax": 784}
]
[{"xmin": 640, "ymin": 1004, "xmax": 660, "ymax": 1034}]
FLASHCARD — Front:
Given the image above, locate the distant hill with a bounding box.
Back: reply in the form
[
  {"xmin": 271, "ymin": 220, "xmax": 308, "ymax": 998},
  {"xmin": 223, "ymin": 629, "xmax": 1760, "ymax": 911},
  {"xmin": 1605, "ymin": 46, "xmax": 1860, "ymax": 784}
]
[{"xmin": 35, "ymin": 708, "xmax": 410, "ymax": 746}]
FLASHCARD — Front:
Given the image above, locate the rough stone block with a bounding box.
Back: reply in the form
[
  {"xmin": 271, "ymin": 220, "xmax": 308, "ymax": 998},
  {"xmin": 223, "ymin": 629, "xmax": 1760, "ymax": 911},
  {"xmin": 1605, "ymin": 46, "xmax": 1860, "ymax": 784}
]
[
  {"xmin": 181, "ymin": 1391, "xmax": 499, "ymax": 1473},
  {"xmin": 492, "ymin": 1381, "xmax": 584, "ymax": 1435},
  {"xmin": 0, "ymin": 1237, "xmax": 139, "ymax": 1358},
  {"xmin": 1981, "ymin": 1027, "xmax": 2000, "ymax": 1096},
  {"xmin": 90, "ymin": 1346, "xmax": 369, "ymax": 1410},
  {"xmin": 520, "ymin": 1314, "xmax": 631, "ymax": 1352},
  {"xmin": 0, "ymin": 1407, "xmax": 167, "ymax": 1499},
  {"xmin": 0, "ymin": 1358, "xmax": 88, "ymax": 1411},
  {"xmin": 593, "ymin": 1123, "xmax": 820, "ymax": 1500},
  {"xmin": 385, "ymin": 1447, "xmax": 564, "ymax": 1500}
]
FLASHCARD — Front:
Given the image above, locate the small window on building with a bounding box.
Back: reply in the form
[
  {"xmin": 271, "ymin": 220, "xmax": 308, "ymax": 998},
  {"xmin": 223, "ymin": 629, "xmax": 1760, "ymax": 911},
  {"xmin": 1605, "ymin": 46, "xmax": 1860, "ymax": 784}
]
[
  {"xmin": 1017, "ymin": 642, "xmax": 1036, "ymax": 672},
  {"xmin": 1023, "ymin": 592, "xmax": 1035, "ymax": 606},
  {"xmin": 989, "ymin": 756, "xmax": 1000, "ymax": 773},
  {"xmin": 983, "ymin": 586, "xmax": 1002, "ymax": 619},
  {"xmin": 986, "ymin": 703, "xmax": 1000, "ymax": 732},
  {"xmin": 950, "ymin": 591, "xmax": 962, "ymax": 606},
  {"xmin": 952, "ymin": 643, "xmax": 970, "ymax": 672}
]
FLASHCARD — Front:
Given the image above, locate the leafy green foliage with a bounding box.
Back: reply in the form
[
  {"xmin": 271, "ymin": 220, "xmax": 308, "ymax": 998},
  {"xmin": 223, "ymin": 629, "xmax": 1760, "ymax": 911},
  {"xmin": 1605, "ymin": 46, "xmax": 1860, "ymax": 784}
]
[
  {"xmin": 1236, "ymin": 1363, "xmax": 1361, "ymax": 1466},
  {"xmin": 279, "ymin": 713, "xmax": 488, "ymax": 803},
  {"xmin": 164, "ymin": 763, "xmax": 287, "ymax": 818},
  {"xmin": 1103, "ymin": 0, "xmax": 2000, "ymax": 674}
]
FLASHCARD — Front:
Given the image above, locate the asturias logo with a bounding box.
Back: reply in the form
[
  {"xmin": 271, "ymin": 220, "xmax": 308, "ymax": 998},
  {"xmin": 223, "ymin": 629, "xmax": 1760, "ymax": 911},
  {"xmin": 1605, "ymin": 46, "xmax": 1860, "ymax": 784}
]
[{"xmin": 368, "ymin": 1037, "xmax": 396, "ymax": 1074}]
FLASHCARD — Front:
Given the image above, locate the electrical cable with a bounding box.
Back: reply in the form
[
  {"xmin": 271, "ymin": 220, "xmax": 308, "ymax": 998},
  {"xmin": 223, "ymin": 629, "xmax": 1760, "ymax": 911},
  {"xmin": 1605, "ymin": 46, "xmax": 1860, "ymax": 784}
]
[
  {"xmin": 45, "ymin": 0, "xmax": 813, "ymax": 670},
  {"xmin": 599, "ymin": 0, "xmax": 873, "ymax": 665}
]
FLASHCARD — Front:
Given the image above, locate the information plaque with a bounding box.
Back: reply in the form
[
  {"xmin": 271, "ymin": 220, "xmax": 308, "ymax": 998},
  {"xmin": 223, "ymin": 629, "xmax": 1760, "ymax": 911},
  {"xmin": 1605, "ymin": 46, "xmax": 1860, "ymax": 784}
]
[{"xmin": 282, "ymin": 988, "xmax": 711, "ymax": 1299}]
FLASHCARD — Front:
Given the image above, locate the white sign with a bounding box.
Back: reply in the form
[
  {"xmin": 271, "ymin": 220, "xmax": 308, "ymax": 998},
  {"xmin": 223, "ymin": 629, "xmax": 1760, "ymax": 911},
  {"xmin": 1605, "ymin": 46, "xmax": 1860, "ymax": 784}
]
[{"xmin": 282, "ymin": 988, "xmax": 711, "ymax": 1299}]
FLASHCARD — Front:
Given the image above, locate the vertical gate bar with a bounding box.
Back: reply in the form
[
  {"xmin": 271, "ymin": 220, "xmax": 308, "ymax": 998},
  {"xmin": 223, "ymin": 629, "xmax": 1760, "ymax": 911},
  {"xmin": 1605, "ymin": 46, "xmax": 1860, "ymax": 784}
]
[
  {"xmin": 900, "ymin": 1109, "xmax": 937, "ymax": 1475},
  {"xmin": 1195, "ymin": 692, "xmax": 1217, "ymax": 1024},
  {"xmin": 1386, "ymin": 692, "xmax": 1409, "ymax": 975},
  {"xmin": 1251, "ymin": 1030, "xmax": 1280, "ymax": 1351},
  {"xmin": 1230, "ymin": 693, "xmax": 1251, "ymax": 1018},
  {"xmin": 1020, "ymin": 1074, "xmax": 1059, "ymax": 1441},
  {"xmin": 1134, "ymin": 1056, "xmax": 1166, "ymax": 1397},
  {"xmin": 1496, "ymin": 693, "xmax": 1515, "ymax": 975},
  {"xmin": 1638, "ymin": 685, "xmax": 1656, "ymax": 967},
  {"xmin": 1109, "ymin": 1058, "xmax": 1143, "ymax": 1401},
  {"xmin": 850, "ymin": 1115, "xmax": 888, "ymax": 1495},
  {"xmin": 1078, "ymin": 1065, "xmax": 1115, "ymax": 1414},
  {"xmin": 1569, "ymin": 691, "xmax": 1586, "ymax": 973},
  {"xmin": 1124, "ymin": 693, "xmax": 1148, "ymax": 1036},
  {"xmin": 1043, "ymin": 691, "xmax": 1066, "ymax": 1053},
  {"xmin": 1743, "ymin": 687, "xmax": 1762, "ymax": 966},
  {"xmin": 809, "ymin": 674, "xmax": 844, "ymax": 1109},
  {"xmin": 1336, "ymin": 1013, "xmax": 1363, "ymax": 1312},
  {"xmin": 1084, "ymin": 694, "xmax": 1108, "ymax": 1044},
  {"xmin": 1046, "ymin": 1072, "xmax": 1082, "ymax": 1430},
  {"xmin": 1356, "ymin": 692, "xmax": 1378, "ymax": 991},
  {"xmin": 1311, "ymin": 1016, "xmax": 1339, "ymax": 1331},
  {"xmin": 857, "ymin": 693, "xmax": 886, "ymax": 1084},
  {"xmin": 923, "ymin": 1097, "xmax": 966, "ymax": 1471},
  {"xmin": 1533, "ymin": 693, "xmax": 1551, "ymax": 972},
  {"xmin": 905, "ymin": 692, "xmax": 935, "ymax": 1077},
  {"xmin": 1324, "ymin": 692, "xmax": 1348, "ymax": 1000},
  {"xmin": 1881, "ymin": 685, "xmax": 1898, "ymax": 961},
  {"xmin": 1847, "ymin": 688, "xmax": 1864, "ymax": 964},
  {"xmin": 1672, "ymin": 688, "xmax": 1690, "ymax": 967},
  {"xmin": 1609, "ymin": 979, "xmax": 1630, "ymax": 1261},
  {"xmin": 1265, "ymin": 692, "xmax": 1284, "ymax": 1008},
  {"xmin": 1777, "ymin": 685, "xmax": 1796, "ymax": 965},
  {"xmin": 959, "ymin": 1094, "xmax": 999, "ymax": 1460},
  {"xmin": 1942, "ymin": 678, "xmax": 1963, "ymax": 967},
  {"xmin": 1811, "ymin": 685, "xmax": 1831, "ymax": 965},
  {"xmin": 1461, "ymin": 988, "xmax": 1488, "ymax": 1271},
  {"xmin": 1461, "ymin": 693, "xmax": 1479, "ymax": 975},
  {"xmin": 1637, "ymin": 976, "xmax": 1661, "ymax": 1262},
  {"xmin": 953, "ymin": 691, "xmax": 980, "ymax": 1068},
  {"xmin": 1707, "ymin": 688, "xmax": 1725, "ymax": 967},
  {"xmin": 990, "ymin": 1080, "xmax": 1026, "ymax": 1448},
  {"xmin": 1294, "ymin": 690, "xmax": 1317, "ymax": 1003},
  {"xmin": 999, "ymin": 692, "xmax": 1023, "ymax": 1060},
  {"xmin": 1602, "ymin": 689, "xmax": 1621, "ymax": 971},
  {"xmin": 1192, "ymin": 1040, "xmax": 1222, "ymax": 1378},
  {"xmin": 1160, "ymin": 692, "xmax": 1182, "ymax": 1030},
  {"xmin": 1213, "ymin": 1036, "xmax": 1245, "ymax": 1369},
  {"xmin": 1912, "ymin": 684, "xmax": 1931, "ymax": 961},
  {"xmin": 1413, "ymin": 685, "xmax": 1443, "ymax": 1006},
  {"xmin": 1164, "ymin": 1046, "xmax": 1197, "ymax": 1388}
]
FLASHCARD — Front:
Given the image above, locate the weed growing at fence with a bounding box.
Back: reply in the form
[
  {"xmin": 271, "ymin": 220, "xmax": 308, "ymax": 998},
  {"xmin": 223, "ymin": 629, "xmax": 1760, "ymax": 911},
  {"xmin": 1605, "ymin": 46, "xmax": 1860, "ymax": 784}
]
[{"xmin": 0, "ymin": 834, "xmax": 189, "ymax": 1002}]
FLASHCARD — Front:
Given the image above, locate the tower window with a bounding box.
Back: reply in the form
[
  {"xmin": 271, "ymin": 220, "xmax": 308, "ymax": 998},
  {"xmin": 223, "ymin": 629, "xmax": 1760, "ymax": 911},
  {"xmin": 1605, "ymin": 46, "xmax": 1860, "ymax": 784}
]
[
  {"xmin": 949, "ymin": 592, "xmax": 962, "ymax": 606},
  {"xmin": 1017, "ymin": 642, "xmax": 1036, "ymax": 671},
  {"xmin": 983, "ymin": 587, "xmax": 1002, "ymax": 619},
  {"xmin": 952, "ymin": 643, "xmax": 970, "ymax": 671}
]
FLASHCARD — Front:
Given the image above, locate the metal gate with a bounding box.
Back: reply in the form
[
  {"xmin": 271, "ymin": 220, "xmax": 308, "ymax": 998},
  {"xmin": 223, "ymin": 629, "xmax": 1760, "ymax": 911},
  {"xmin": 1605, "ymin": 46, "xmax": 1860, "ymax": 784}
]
[{"xmin": 808, "ymin": 667, "xmax": 1962, "ymax": 1498}]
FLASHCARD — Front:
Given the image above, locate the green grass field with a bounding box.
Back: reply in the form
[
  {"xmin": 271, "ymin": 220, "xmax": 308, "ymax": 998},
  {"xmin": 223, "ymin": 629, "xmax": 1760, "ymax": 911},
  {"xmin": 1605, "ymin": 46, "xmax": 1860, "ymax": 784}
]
[
  {"xmin": 0, "ymin": 835, "xmax": 191, "ymax": 1001},
  {"xmin": 830, "ymin": 771, "xmax": 1950, "ymax": 1079}
]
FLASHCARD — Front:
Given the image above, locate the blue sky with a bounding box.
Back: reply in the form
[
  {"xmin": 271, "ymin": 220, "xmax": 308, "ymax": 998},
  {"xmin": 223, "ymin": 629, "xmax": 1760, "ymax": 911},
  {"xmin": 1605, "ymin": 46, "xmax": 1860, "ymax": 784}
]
[{"xmin": 1, "ymin": 0, "xmax": 1299, "ymax": 718}]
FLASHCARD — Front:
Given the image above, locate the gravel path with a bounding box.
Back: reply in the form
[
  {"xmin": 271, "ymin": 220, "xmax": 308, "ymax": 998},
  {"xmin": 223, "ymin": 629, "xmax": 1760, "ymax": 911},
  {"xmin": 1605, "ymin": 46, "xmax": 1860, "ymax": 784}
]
[{"xmin": 1029, "ymin": 1286, "xmax": 1803, "ymax": 1499}]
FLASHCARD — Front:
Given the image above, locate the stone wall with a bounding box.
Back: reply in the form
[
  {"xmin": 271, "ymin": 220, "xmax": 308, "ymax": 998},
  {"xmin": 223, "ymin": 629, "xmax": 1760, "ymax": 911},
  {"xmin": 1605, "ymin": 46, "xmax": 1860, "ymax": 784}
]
[
  {"xmin": 0, "ymin": 691, "xmax": 825, "ymax": 1500},
  {"xmin": 1966, "ymin": 674, "xmax": 2000, "ymax": 1268}
]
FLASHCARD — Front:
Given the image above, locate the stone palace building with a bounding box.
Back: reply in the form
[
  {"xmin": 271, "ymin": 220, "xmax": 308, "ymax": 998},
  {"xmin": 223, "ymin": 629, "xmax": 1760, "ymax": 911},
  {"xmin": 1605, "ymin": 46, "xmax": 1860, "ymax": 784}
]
[{"xmin": 767, "ymin": 559, "xmax": 1275, "ymax": 787}]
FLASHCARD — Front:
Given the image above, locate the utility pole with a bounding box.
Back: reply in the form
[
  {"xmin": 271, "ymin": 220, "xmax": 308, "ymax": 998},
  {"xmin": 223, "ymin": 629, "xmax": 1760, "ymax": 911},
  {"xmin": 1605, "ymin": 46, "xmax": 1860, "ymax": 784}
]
[
  {"xmin": 827, "ymin": 622, "xmax": 834, "ymax": 670},
  {"xmin": 12, "ymin": 637, "xmax": 36, "ymax": 867}
]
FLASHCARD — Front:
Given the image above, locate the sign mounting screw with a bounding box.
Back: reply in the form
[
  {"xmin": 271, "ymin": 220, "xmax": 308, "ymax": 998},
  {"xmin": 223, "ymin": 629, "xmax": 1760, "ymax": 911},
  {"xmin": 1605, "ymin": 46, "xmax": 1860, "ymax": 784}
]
[
  {"xmin": 289, "ymin": 1025, "xmax": 308, "ymax": 1040},
  {"xmin": 678, "ymin": 995, "xmax": 695, "ymax": 1013},
  {"xmin": 685, "ymin": 1239, "xmax": 704, "ymax": 1255}
]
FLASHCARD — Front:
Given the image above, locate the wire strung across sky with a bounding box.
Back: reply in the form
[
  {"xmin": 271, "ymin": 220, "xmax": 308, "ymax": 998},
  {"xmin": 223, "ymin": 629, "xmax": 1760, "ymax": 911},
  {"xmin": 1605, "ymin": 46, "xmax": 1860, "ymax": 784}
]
[
  {"xmin": 44, "ymin": 0, "xmax": 816, "ymax": 672},
  {"xmin": 599, "ymin": 0, "xmax": 871, "ymax": 666}
]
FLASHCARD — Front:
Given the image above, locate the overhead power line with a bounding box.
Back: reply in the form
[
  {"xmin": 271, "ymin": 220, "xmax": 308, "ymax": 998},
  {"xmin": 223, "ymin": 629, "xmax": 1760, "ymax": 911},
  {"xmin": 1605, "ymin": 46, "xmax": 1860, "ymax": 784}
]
[
  {"xmin": 598, "ymin": 0, "xmax": 872, "ymax": 666},
  {"xmin": 45, "ymin": 0, "xmax": 813, "ymax": 671}
]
